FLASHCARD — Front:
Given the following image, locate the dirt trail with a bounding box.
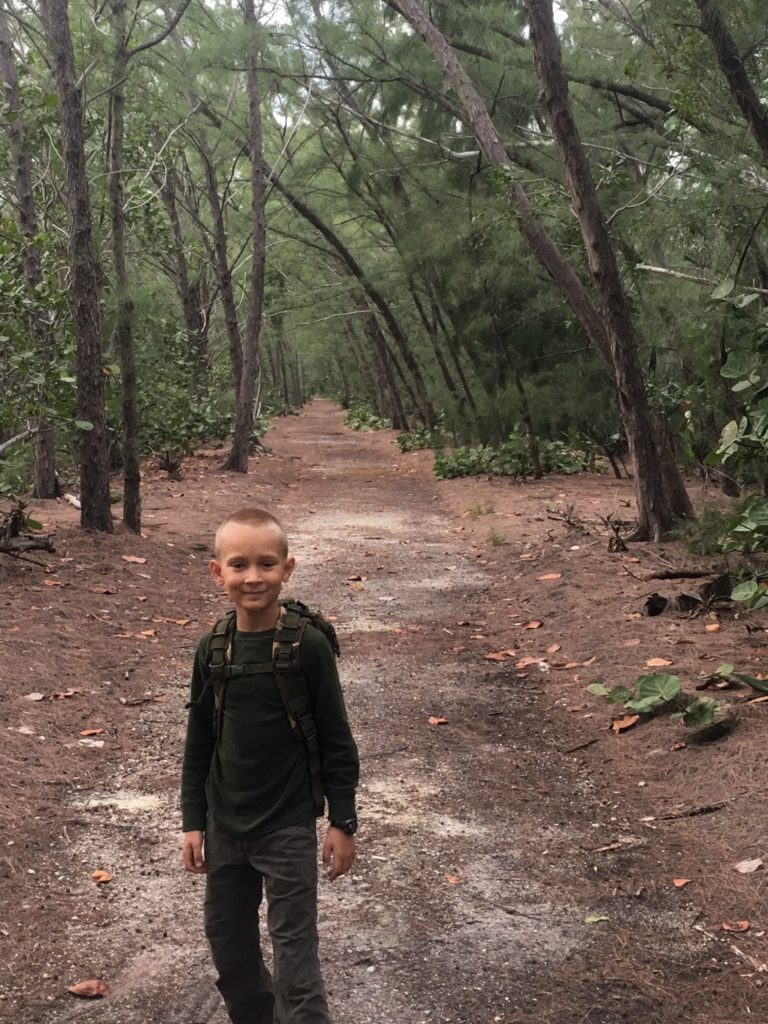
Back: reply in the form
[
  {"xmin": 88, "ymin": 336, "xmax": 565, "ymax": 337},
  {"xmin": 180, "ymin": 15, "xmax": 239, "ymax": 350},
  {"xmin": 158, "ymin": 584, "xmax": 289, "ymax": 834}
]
[{"xmin": 2, "ymin": 400, "xmax": 767, "ymax": 1024}]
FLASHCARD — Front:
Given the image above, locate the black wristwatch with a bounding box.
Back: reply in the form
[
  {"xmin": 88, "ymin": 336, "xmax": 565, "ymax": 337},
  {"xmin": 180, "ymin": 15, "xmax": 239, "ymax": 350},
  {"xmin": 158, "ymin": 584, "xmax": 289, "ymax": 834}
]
[{"xmin": 329, "ymin": 817, "xmax": 358, "ymax": 836}]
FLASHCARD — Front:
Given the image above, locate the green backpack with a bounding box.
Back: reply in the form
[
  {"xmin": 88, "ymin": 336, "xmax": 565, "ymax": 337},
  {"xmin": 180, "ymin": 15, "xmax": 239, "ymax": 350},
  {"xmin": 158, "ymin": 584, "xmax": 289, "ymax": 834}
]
[{"xmin": 203, "ymin": 599, "xmax": 340, "ymax": 814}]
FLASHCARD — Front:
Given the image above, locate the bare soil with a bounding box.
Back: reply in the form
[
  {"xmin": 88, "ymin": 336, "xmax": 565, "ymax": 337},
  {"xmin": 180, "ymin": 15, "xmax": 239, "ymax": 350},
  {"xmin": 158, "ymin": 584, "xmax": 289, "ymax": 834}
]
[{"xmin": 1, "ymin": 398, "xmax": 767, "ymax": 1024}]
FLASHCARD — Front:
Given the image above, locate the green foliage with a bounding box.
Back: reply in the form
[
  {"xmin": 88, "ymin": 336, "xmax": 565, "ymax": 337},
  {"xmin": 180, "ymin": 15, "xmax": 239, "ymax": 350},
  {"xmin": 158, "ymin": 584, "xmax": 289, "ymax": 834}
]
[
  {"xmin": 487, "ymin": 529, "xmax": 506, "ymax": 547},
  {"xmin": 433, "ymin": 435, "xmax": 601, "ymax": 480},
  {"xmin": 466, "ymin": 500, "xmax": 495, "ymax": 518},
  {"xmin": 396, "ymin": 421, "xmax": 446, "ymax": 452},
  {"xmin": 731, "ymin": 573, "xmax": 768, "ymax": 611},
  {"xmin": 719, "ymin": 497, "xmax": 768, "ymax": 553},
  {"xmin": 588, "ymin": 674, "xmax": 719, "ymax": 729},
  {"xmin": 344, "ymin": 405, "xmax": 391, "ymax": 431}
]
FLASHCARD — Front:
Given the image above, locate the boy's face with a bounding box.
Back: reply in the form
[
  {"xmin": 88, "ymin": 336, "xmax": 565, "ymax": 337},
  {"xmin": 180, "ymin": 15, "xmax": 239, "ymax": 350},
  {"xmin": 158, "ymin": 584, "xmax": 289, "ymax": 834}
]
[{"xmin": 210, "ymin": 522, "xmax": 295, "ymax": 631}]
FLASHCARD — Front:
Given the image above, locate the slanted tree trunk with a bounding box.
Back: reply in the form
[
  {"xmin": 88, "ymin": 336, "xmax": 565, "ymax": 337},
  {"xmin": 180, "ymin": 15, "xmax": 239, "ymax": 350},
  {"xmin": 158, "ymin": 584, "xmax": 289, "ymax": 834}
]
[
  {"xmin": 108, "ymin": 0, "xmax": 140, "ymax": 532},
  {"xmin": 0, "ymin": 8, "xmax": 58, "ymax": 498},
  {"xmin": 696, "ymin": 0, "xmax": 768, "ymax": 163},
  {"xmin": 386, "ymin": 0, "xmax": 692, "ymax": 539},
  {"xmin": 525, "ymin": 0, "xmax": 693, "ymax": 535},
  {"xmin": 266, "ymin": 162, "xmax": 435, "ymax": 426},
  {"xmin": 40, "ymin": 0, "xmax": 112, "ymax": 531},
  {"xmin": 222, "ymin": 0, "xmax": 265, "ymax": 472}
]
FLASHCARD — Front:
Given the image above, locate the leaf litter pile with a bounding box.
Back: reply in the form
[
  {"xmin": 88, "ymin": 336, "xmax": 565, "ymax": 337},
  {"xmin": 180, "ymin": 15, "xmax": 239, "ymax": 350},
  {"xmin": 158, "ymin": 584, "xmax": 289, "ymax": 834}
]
[{"xmin": 1, "ymin": 402, "xmax": 767, "ymax": 1023}]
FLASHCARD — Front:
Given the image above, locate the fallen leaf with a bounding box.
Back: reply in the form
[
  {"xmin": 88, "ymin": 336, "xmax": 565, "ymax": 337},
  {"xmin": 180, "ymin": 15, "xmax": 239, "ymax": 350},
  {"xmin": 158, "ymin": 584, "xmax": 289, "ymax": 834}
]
[
  {"xmin": 673, "ymin": 878, "xmax": 690, "ymax": 889},
  {"xmin": 139, "ymin": 629, "xmax": 157, "ymax": 638},
  {"xmin": 627, "ymin": 556, "xmax": 641, "ymax": 564},
  {"xmin": 121, "ymin": 555, "xmax": 147, "ymax": 564},
  {"xmin": 346, "ymin": 574, "xmax": 364, "ymax": 582},
  {"xmin": 470, "ymin": 634, "xmax": 488, "ymax": 640},
  {"xmin": 705, "ymin": 623, "xmax": 721, "ymax": 633},
  {"xmin": 516, "ymin": 656, "xmax": 542, "ymax": 669},
  {"xmin": 89, "ymin": 586, "xmax": 115, "ymax": 595},
  {"xmin": 537, "ymin": 573, "xmax": 562, "ymax": 581},
  {"xmin": 584, "ymin": 913, "xmax": 609, "ymax": 924},
  {"xmin": 623, "ymin": 639, "xmax": 641, "ymax": 647},
  {"xmin": 625, "ymin": 612, "xmax": 642, "ymax": 620},
  {"xmin": 78, "ymin": 738, "xmax": 105, "ymax": 748},
  {"xmin": 646, "ymin": 658, "xmax": 673, "ymax": 668},
  {"xmin": 721, "ymin": 919, "xmax": 750, "ymax": 933},
  {"xmin": 547, "ymin": 643, "xmax": 561, "ymax": 654},
  {"xmin": 672, "ymin": 740, "xmax": 687, "ymax": 751},
  {"xmin": 174, "ymin": 618, "xmax": 191, "ymax": 626},
  {"xmin": 445, "ymin": 874, "xmax": 461, "ymax": 885},
  {"xmin": 564, "ymin": 661, "xmax": 580, "ymax": 669},
  {"xmin": 90, "ymin": 870, "xmax": 113, "ymax": 885},
  {"xmin": 80, "ymin": 728, "xmax": 104, "ymax": 737},
  {"xmin": 522, "ymin": 620, "xmax": 543, "ymax": 630},
  {"xmin": 54, "ymin": 688, "xmax": 82, "ymax": 699},
  {"xmin": 611, "ymin": 714, "xmax": 640, "ymax": 733},
  {"xmin": 24, "ymin": 692, "xmax": 45, "ymax": 702},
  {"xmin": 734, "ymin": 858, "xmax": 764, "ymax": 874},
  {"xmin": 452, "ymin": 645, "xmax": 466, "ymax": 654},
  {"xmin": 43, "ymin": 579, "xmax": 63, "ymax": 587},
  {"xmin": 67, "ymin": 979, "xmax": 110, "ymax": 999},
  {"xmin": 569, "ymin": 703, "xmax": 588, "ymax": 712},
  {"xmin": 582, "ymin": 656, "xmax": 597, "ymax": 667},
  {"xmin": 428, "ymin": 716, "xmax": 448, "ymax": 727},
  {"xmin": 484, "ymin": 650, "xmax": 513, "ymax": 662}
]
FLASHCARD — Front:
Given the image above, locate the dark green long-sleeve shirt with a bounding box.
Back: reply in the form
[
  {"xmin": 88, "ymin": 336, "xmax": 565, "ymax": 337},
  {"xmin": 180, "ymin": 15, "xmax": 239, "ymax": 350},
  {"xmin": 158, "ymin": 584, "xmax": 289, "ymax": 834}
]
[{"xmin": 181, "ymin": 623, "xmax": 359, "ymax": 836}]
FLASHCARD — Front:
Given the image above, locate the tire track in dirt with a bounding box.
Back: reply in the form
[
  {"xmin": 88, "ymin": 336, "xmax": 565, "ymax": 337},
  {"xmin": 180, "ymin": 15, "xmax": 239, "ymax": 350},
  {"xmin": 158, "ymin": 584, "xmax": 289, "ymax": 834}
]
[{"xmin": 12, "ymin": 401, "xmax": 709, "ymax": 1024}]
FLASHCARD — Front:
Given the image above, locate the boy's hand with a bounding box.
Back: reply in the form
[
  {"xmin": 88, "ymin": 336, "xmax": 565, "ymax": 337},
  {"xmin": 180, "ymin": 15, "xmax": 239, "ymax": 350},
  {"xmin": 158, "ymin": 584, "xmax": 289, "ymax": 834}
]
[
  {"xmin": 322, "ymin": 827, "xmax": 356, "ymax": 881},
  {"xmin": 182, "ymin": 830, "xmax": 207, "ymax": 874}
]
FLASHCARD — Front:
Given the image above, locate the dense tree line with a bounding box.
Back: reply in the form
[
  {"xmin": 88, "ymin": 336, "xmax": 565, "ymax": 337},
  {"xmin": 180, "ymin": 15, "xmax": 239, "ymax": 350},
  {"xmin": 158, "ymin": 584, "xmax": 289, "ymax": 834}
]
[{"xmin": 0, "ymin": 0, "xmax": 766, "ymax": 540}]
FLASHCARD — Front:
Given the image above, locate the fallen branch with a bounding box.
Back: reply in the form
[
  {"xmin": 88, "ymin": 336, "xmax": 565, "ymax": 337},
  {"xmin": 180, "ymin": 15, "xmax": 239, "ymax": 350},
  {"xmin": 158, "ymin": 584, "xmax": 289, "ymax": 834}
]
[
  {"xmin": 655, "ymin": 799, "xmax": 730, "ymax": 821},
  {"xmin": 0, "ymin": 536, "xmax": 55, "ymax": 554},
  {"xmin": 563, "ymin": 737, "xmax": 599, "ymax": 754},
  {"xmin": 693, "ymin": 923, "xmax": 768, "ymax": 973},
  {"xmin": 642, "ymin": 569, "xmax": 721, "ymax": 581},
  {"xmin": 0, "ymin": 427, "xmax": 36, "ymax": 458}
]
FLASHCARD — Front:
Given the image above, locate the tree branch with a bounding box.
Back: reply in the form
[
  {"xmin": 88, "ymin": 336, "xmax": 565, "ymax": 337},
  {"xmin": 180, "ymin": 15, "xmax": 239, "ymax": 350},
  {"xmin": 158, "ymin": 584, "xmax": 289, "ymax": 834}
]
[{"xmin": 126, "ymin": 0, "xmax": 193, "ymax": 59}]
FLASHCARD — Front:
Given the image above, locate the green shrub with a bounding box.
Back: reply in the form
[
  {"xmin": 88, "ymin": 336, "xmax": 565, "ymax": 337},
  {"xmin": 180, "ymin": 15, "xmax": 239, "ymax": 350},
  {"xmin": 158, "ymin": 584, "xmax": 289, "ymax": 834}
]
[{"xmin": 344, "ymin": 404, "xmax": 391, "ymax": 431}]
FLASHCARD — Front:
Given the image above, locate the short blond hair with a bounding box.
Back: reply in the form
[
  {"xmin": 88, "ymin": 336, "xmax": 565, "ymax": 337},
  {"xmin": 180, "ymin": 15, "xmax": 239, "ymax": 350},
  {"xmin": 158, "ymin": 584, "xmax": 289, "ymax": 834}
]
[{"xmin": 213, "ymin": 508, "xmax": 289, "ymax": 559}]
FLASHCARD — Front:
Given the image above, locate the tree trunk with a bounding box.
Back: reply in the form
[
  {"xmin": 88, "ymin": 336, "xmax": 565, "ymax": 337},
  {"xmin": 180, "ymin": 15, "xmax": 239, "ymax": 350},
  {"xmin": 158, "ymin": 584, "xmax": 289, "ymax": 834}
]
[
  {"xmin": 109, "ymin": 0, "xmax": 141, "ymax": 532},
  {"xmin": 514, "ymin": 371, "xmax": 543, "ymax": 479},
  {"xmin": 266, "ymin": 162, "xmax": 435, "ymax": 426},
  {"xmin": 201, "ymin": 141, "xmax": 243, "ymax": 390},
  {"xmin": 525, "ymin": 0, "xmax": 693, "ymax": 535},
  {"xmin": 0, "ymin": 8, "xmax": 58, "ymax": 498},
  {"xmin": 696, "ymin": 0, "xmax": 768, "ymax": 163},
  {"xmin": 222, "ymin": 0, "xmax": 265, "ymax": 472},
  {"xmin": 358, "ymin": 301, "xmax": 408, "ymax": 429},
  {"xmin": 159, "ymin": 168, "xmax": 208, "ymax": 393},
  {"xmin": 385, "ymin": 0, "xmax": 692, "ymax": 539},
  {"xmin": 40, "ymin": 0, "xmax": 112, "ymax": 531}
]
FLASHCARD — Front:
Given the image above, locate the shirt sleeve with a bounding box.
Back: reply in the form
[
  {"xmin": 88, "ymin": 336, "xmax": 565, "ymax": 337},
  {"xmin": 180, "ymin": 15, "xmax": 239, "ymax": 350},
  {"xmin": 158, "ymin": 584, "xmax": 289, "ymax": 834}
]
[
  {"xmin": 180, "ymin": 635, "xmax": 216, "ymax": 832},
  {"xmin": 301, "ymin": 626, "xmax": 360, "ymax": 821}
]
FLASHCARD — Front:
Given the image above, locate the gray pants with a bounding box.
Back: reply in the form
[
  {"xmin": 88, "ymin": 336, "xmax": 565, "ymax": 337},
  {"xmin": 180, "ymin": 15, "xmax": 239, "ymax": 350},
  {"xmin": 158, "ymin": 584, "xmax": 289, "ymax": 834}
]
[{"xmin": 204, "ymin": 817, "xmax": 331, "ymax": 1024}]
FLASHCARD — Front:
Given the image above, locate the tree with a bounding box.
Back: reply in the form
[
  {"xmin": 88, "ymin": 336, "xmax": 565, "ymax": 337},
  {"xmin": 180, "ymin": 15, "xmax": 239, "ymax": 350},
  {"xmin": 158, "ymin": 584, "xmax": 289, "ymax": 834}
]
[{"xmin": 40, "ymin": 0, "xmax": 112, "ymax": 531}]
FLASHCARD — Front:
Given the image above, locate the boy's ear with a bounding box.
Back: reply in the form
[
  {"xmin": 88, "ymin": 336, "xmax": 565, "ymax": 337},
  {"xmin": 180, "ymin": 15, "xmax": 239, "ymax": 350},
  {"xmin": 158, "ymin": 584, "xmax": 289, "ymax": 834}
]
[
  {"xmin": 209, "ymin": 558, "xmax": 224, "ymax": 585},
  {"xmin": 282, "ymin": 555, "xmax": 296, "ymax": 581}
]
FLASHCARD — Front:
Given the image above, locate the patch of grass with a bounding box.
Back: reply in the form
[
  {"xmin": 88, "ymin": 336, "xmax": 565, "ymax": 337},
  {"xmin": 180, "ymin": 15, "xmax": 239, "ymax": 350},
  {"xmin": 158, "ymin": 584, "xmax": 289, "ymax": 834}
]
[
  {"xmin": 466, "ymin": 500, "xmax": 495, "ymax": 518},
  {"xmin": 677, "ymin": 504, "xmax": 735, "ymax": 555},
  {"xmin": 488, "ymin": 529, "xmax": 507, "ymax": 546}
]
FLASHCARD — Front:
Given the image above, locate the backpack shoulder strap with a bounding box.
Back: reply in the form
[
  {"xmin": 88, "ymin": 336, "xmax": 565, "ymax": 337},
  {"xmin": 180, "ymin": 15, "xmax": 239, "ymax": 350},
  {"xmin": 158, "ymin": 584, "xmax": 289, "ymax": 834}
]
[{"xmin": 273, "ymin": 601, "xmax": 325, "ymax": 814}]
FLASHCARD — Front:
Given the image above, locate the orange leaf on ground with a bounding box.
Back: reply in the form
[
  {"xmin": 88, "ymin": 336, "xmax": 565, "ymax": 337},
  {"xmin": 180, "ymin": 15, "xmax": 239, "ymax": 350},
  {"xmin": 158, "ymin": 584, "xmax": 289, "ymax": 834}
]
[
  {"xmin": 673, "ymin": 740, "xmax": 687, "ymax": 751},
  {"xmin": 582, "ymin": 656, "xmax": 597, "ymax": 667},
  {"xmin": 80, "ymin": 729, "xmax": 104, "ymax": 737},
  {"xmin": 537, "ymin": 573, "xmax": 562, "ymax": 581},
  {"xmin": 452, "ymin": 645, "xmax": 466, "ymax": 654},
  {"xmin": 564, "ymin": 661, "xmax": 580, "ymax": 669},
  {"xmin": 43, "ymin": 579, "xmax": 63, "ymax": 587},
  {"xmin": 516, "ymin": 656, "xmax": 542, "ymax": 669},
  {"xmin": 673, "ymin": 878, "xmax": 690, "ymax": 889},
  {"xmin": 445, "ymin": 874, "xmax": 461, "ymax": 885},
  {"xmin": 121, "ymin": 555, "xmax": 147, "ymax": 564},
  {"xmin": 67, "ymin": 980, "xmax": 110, "ymax": 999},
  {"xmin": 569, "ymin": 703, "xmax": 588, "ymax": 712},
  {"xmin": 646, "ymin": 658, "xmax": 673, "ymax": 668},
  {"xmin": 547, "ymin": 643, "xmax": 561, "ymax": 654},
  {"xmin": 721, "ymin": 920, "xmax": 750, "ymax": 933},
  {"xmin": 90, "ymin": 870, "xmax": 112, "ymax": 884},
  {"xmin": 139, "ymin": 629, "xmax": 157, "ymax": 638},
  {"xmin": 522, "ymin": 620, "xmax": 543, "ymax": 630},
  {"xmin": 428, "ymin": 716, "xmax": 448, "ymax": 727},
  {"xmin": 611, "ymin": 715, "xmax": 640, "ymax": 733},
  {"xmin": 89, "ymin": 586, "xmax": 115, "ymax": 595},
  {"xmin": 705, "ymin": 623, "xmax": 721, "ymax": 633},
  {"xmin": 623, "ymin": 639, "xmax": 641, "ymax": 647},
  {"xmin": 484, "ymin": 651, "xmax": 508, "ymax": 662}
]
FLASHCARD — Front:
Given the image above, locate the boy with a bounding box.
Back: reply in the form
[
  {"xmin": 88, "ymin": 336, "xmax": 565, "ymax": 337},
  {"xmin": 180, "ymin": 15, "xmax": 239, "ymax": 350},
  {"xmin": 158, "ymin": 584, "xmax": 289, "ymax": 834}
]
[{"xmin": 181, "ymin": 508, "xmax": 359, "ymax": 1024}]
